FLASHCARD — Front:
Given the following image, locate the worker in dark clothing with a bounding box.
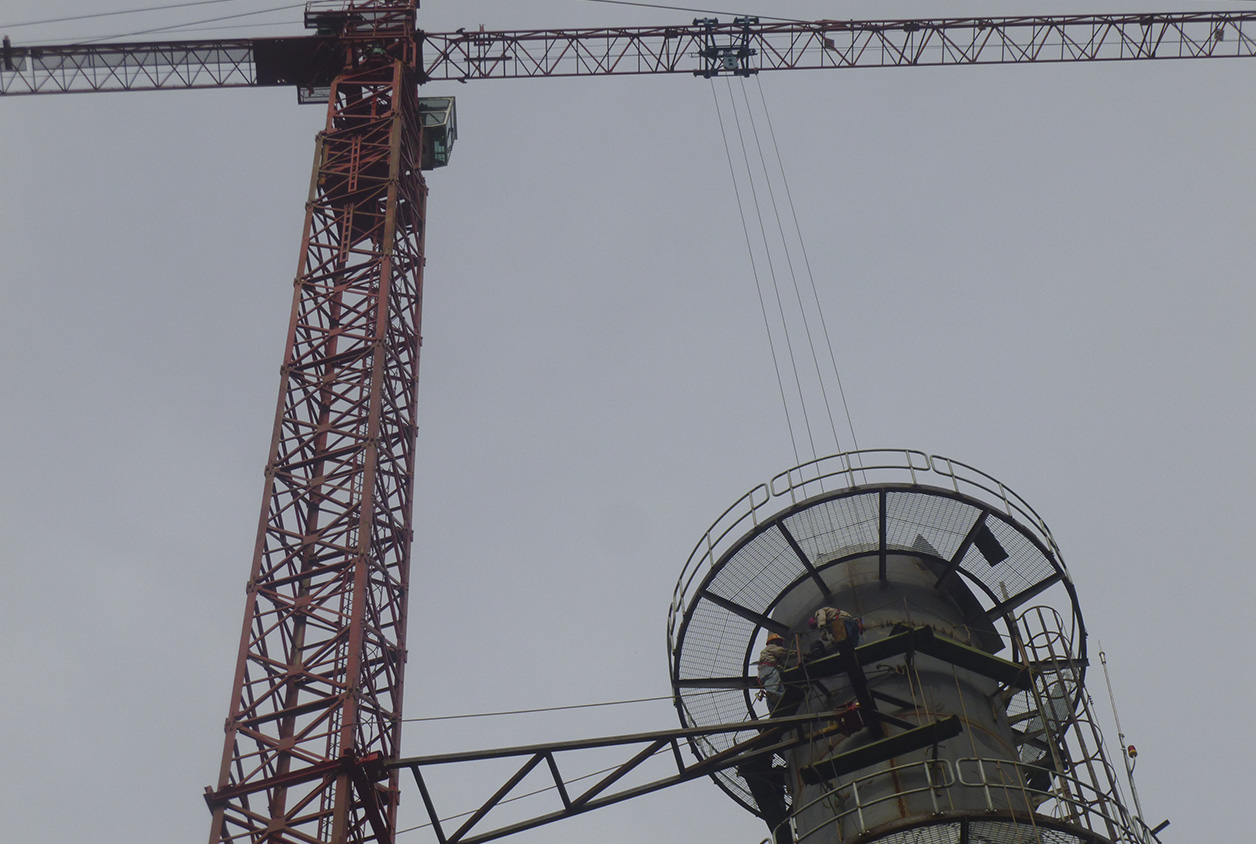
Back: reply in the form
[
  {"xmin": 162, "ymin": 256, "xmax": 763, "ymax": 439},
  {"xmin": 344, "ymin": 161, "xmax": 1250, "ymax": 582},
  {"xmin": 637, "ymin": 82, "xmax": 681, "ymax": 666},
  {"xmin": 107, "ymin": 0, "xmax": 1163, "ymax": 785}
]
[
  {"xmin": 738, "ymin": 754, "xmax": 794, "ymax": 844},
  {"xmin": 746, "ymin": 632, "xmax": 797, "ymax": 843},
  {"xmin": 755, "ymin": 632, "xmax": 791, "ymax": 711}
]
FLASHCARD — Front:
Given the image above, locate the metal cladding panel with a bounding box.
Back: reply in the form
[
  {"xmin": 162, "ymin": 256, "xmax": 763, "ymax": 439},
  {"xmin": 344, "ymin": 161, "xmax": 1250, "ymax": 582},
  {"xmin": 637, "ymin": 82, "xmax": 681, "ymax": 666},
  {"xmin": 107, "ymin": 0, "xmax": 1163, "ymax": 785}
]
[
  {"xmin": 252, "ymin": 36, "xmax": 340, "ymax": 87},
  {"xmin": 707, "ymin": 524, "xmax": 806, "ymax": 610},
  {"xmin": 978, "ymin": 516, "xmax": 1056, "ymax": 594},
  {"xmin": 863, "ymin": 818, "xmax": 1106, "ymax": 844}
]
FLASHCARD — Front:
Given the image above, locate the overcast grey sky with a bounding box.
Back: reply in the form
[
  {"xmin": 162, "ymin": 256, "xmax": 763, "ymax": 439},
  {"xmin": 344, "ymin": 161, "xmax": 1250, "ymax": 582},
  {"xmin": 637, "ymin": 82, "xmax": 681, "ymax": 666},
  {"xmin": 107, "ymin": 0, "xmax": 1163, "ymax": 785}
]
[{"xmin": 1, "ymin": 1, "xmax": 1253, "ymax": 842}]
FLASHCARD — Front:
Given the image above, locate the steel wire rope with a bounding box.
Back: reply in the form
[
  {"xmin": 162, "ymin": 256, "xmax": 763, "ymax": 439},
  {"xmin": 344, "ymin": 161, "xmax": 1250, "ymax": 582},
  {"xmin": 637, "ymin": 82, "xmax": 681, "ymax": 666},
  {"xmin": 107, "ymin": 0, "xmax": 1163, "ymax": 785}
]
[
  {"xmin": 583, "ymin": 0, "xmax": 1256, "ymax": 18},
  {"xmin": 577, "ymin": 0, "xmax": 821, "ymax": 22},
  {"xmin": 0, "ymin": 0, "xmax": 261, "ymax": 30},
  {"xmin": 393, "ymin": 741, "xmax": 678, "ymax": 837},
  {"xmin": 402, "ymin": 693, "xmax": 688, "ymax": 722},
  {"xmin": 114, "ymin": 20, "xmax": 307, "ymax": 35},
  {"xmin": 709, "ymin": 78, "xmax": 802, "ymax": 467},
  {"xmin": 724, "ymin": 75, "xmax": 821, "ymax": 463},
  {"xmin": 752, "ymin": 76, "xmax": 864, "ymax": 471},
  {"xmin": 949, "ymin": 659, "xmax": 1044, "ymax": 839},
  {"xmin": 735, "ymin": 77, "xmax": 843, "ymax": 461},
  {"xmin": 70, "ymin": 3, "xmax": 305, "ymax": 44},
  {"xmin": 951, "ymin": 665, "xmax": 985, "ymax": 764},
  {"xmin": 790, "ymin": 636, "xmax": 838, "ymax": 811}
]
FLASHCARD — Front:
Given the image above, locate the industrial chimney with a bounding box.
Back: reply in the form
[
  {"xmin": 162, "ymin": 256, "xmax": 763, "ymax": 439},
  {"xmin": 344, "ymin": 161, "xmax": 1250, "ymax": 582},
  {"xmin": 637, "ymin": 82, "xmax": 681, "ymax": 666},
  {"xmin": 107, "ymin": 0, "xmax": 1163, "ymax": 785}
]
[{"xmin": 669, "ymin": 449, "xmax": 1147, "ymax": 844}]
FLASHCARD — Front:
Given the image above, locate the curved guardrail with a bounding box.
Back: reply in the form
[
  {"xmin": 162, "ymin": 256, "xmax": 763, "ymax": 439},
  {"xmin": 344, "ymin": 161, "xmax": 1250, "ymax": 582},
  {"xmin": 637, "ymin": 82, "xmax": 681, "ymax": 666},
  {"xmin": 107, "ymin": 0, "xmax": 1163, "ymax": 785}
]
[
  {"xmin": 667, "ymin": 449, "xmax": 1066, "ymax": 656},
  {"xmin": 666, "ymin": 449, "xmax": 1090, "ymax": 818},
  {"xmin": 789, "ymin": 757, "xmax": 1141, "ymax": 844}
]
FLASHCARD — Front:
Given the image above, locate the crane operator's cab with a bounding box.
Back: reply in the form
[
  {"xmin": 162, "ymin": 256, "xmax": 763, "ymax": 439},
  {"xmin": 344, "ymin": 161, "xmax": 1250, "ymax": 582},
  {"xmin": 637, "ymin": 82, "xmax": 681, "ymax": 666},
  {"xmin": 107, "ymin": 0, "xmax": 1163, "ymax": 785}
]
[{"xmin": 418, "ymin": 97, "xmax": 457, "ymax": 169}]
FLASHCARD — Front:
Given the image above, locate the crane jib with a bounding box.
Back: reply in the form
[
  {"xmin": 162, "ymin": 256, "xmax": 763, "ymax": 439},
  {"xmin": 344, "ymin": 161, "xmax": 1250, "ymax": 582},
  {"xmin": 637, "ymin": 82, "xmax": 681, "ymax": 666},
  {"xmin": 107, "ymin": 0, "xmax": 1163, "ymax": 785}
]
[{"xmin": 2, "ymin": 12, "xmax": 1255, "ymax": 96}]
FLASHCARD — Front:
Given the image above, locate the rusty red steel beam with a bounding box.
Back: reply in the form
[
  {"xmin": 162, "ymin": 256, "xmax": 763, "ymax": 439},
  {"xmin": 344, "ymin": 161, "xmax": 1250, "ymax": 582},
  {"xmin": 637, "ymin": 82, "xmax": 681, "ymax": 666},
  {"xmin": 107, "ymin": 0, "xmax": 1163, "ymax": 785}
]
[
  {"xmin": 203, "ymin": 7, "xmax": 427, "ymax": 843},
  {"xmin": 3, "ymin": 11, "xmax": 1255, "ymax": 96},
  {"xmin": 205, "ymin": 48, "xmax": 427, "ymax": 844}
]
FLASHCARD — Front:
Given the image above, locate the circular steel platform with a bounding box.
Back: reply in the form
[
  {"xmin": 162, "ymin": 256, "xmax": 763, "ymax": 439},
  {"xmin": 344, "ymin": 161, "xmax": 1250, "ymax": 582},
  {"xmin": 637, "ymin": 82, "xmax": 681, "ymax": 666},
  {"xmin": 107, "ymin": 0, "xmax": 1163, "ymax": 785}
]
[{"xmin": 667, "ymin": 449, "xmax": 1086, "ymax": 815}]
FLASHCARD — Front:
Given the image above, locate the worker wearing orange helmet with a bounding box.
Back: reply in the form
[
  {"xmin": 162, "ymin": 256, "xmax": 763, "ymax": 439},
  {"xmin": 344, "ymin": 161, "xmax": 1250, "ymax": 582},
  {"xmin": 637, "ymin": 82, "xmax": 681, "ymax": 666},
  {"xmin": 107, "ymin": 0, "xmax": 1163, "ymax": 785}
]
[
  {"xmin": 747, "ymin": 631, "xmax": 796, "ymax": 844},
  {"xmin": 755, "ymin": 632, "xmax": 792, "ymax": 710}
]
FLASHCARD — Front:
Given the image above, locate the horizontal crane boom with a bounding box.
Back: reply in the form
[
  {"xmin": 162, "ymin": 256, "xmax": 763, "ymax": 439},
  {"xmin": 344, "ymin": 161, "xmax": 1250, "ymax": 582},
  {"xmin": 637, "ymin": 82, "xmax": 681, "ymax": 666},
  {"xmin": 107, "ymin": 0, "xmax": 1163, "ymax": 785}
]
[
  {"xmin": 3, "ymin": 11, "xmax": 1254, "ymax": 96},
  {"xmin": 421, "ymin": 12, "xmax": 1256, "ymax": 80}
]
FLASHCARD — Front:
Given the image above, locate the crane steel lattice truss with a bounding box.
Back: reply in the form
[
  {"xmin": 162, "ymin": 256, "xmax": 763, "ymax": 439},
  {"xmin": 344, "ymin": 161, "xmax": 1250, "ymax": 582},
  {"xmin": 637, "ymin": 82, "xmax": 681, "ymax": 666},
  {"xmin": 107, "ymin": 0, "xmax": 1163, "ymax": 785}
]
[
  {"xmin": 203, "ymin": 5, "xmax": 425, "ymax": 844},
  {"xmin": 2, "ymin": 3, "xmax": 1254, "ymax": 844},
  {"xmin": 3, "ymin": 11, "xmax": 1256, "ymax": 95}
]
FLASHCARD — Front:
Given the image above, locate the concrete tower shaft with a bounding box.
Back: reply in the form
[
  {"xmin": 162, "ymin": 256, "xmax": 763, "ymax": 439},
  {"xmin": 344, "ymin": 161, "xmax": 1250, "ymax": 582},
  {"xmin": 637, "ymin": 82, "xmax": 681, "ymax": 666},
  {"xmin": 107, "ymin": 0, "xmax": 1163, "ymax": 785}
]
[{"xmin": 669, "ymin": 450, "xmax": 1143, "ymax": 844}]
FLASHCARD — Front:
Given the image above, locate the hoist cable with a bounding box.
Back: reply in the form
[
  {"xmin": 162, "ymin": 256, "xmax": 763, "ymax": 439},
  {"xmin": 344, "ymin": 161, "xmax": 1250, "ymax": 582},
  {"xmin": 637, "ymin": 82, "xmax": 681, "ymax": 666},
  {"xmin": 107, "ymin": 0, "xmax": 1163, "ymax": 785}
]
[
  {"xmin": 710, "ymin": 80, "xmax": 802, "ymax": 467},
  {"xmin": 724, "ymin": 76, "xmax": 821, "ymax": 462},
  {"xmin": 736, "ymin": 78, "xmax": 842, "ymax": 458},
  {"xmin": 752, "ymin": 77, "xmax": 863, "ymax": 463}
]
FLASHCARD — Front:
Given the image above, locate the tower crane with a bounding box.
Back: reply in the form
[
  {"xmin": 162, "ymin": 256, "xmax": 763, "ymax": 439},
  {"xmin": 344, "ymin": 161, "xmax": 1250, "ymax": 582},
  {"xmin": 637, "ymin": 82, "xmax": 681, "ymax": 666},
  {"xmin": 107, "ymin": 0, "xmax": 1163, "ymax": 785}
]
[{"xmin": 2, "ymin": 3, "xmax": 1252, "ymax": 844}]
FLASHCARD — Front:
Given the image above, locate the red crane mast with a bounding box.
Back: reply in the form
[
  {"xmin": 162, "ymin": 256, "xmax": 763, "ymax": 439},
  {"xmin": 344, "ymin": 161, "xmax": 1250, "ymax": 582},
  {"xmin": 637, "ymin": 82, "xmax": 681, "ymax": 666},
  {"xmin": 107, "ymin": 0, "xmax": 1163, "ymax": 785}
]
[
  {"xmin": 200, "ymin": 6, "xmax": 426, "ymax": 844},
  {"xmin": 2, "ymin": 3, "xmax": 1253, "ymax": 844}
]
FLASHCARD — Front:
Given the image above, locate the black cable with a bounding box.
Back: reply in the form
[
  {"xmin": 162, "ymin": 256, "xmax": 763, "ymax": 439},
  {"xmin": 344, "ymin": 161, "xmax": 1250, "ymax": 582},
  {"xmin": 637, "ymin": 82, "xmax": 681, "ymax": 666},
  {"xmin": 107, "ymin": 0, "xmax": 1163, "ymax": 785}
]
[
  {"xmin": 73, "ymin": 3, "xmax": 304, "ymax": 44},
  {"xmin": 753, "ymin": 76, "xmax": 863, "ymax": 466},
  {"xmin": 1, "ymin": 0, "xmax": 255, "ymax": 30},
  {"xmin": 120, "ymin": 19, "xmax": 302, "ymax": 36},
  {"xmin": 402, "ymin": 693, "xmax": 683, "ymax": 722},
  {"xmin": 736, "ymin": 77, "xmax": 824, "ymax": 462},
  {"xmin": 710, "ymin": 79, "xmax": 802, "ymax": 468},
  {"xmin": 577, "ymin": 0, "xmax": 810, "ymax": 24},
  {"xmin": 728, "ymin": 75, "xmax": 818, "ymax": 463}
]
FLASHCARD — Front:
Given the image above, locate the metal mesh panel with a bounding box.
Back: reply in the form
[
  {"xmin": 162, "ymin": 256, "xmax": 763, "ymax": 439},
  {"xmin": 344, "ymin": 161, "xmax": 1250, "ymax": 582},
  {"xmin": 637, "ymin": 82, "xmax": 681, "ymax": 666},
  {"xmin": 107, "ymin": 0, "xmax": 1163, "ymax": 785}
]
[
  {"xmin": 865, "ymin": 821, "xmax": 1089, "ymax": 844},
  {"xmin": 678, "ymin": 599, "xmax": 757, "ymax": 684},
  {"xmin": 708, "ymin": 525, "xmax": 809, "ymax": 612},
  {"xmin": 959, "ymin": 514, "xmax": 1056, "ymax": 601},
  {"xmin": 676, "ymin": 594, "xmax": 759, "ymax": 811},
  {"xmin": 676, "ymin": 594, "xmax": 781, "ymax": 811},
  {"xmin": 885, "ymin": 491, "xmax": 981, "ymax": 559},
  {"xmin": 784, "ymin": 492, "xmax": 880, "ymax": 563},
  {"xmin": 870, "ymin": 824, "xmax": 963, "ymax": 844},
  {"xmin": 674, "ymin": 488, "xmax": 1069, "ymax": 733},
  {"xmin": 968, "ymin": 821, "xmax": 1084, "ymax": 843}
]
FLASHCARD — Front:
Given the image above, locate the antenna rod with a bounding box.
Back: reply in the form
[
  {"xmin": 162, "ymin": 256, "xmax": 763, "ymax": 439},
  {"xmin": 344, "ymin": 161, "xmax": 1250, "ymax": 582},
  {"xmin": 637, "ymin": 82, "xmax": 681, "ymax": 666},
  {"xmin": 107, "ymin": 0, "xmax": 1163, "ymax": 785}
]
[{"xmin": 1099, "ymin": 645, "xmax": 1156, "ymax": 842}]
